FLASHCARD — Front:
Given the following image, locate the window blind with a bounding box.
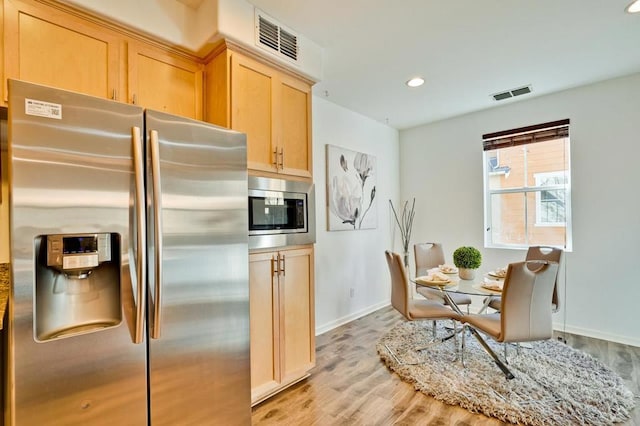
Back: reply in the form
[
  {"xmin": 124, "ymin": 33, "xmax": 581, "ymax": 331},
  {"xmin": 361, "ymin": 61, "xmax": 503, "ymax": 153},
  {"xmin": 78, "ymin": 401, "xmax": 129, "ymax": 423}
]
[{"xmin": 482, "ymin": 119, "xmax": 569, "ymax": 151}]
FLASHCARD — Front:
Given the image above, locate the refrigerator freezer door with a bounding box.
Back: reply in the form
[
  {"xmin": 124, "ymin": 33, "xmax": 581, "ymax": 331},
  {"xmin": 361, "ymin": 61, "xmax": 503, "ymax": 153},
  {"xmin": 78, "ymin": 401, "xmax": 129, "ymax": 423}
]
[
  {"xmin": 145, "ymin": 110, "xmax": 251, "ymax": 424},
  {"xmin": 7, "ymin": 80, "xmax": 148, "ymax": 425}
]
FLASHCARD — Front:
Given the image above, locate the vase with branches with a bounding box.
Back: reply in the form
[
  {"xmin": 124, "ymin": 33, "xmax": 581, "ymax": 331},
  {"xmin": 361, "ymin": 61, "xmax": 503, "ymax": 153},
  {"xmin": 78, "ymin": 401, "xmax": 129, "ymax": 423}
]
[{"xmin": 389, "ymin": 198, "xmax": 416, "ymax": 268}]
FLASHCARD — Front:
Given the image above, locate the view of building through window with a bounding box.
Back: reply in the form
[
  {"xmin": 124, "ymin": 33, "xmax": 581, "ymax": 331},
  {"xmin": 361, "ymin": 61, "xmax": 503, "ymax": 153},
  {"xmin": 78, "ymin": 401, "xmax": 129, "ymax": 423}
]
[{"xmin": 483, "ymin": 122, "xmax": 571, "ymax": 250}]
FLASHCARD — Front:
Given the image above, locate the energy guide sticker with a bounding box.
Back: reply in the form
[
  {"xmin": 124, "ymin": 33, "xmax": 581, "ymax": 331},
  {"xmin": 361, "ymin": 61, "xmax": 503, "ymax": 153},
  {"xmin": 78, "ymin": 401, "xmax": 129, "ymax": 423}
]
[{"xmin": 25, "ymin": 98, "xmax": 62, "ymax": 119}]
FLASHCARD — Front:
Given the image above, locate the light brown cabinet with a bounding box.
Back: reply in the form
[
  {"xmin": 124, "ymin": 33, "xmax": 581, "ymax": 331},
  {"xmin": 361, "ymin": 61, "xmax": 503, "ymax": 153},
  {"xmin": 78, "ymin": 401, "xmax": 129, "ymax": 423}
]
[
  {"xmin": 249, "ymin": 246, "xmax": 315, "ymax": 405},
  {"xmin": 127, "ymin": 41, "xmax": 203, "ymax": 120},
  {"xmin": 205, "ymin": 45, "xmax": 313, "ymax": 179},
  {"xmin": 1, "ymin": 0, "xmax": 6, "ymax": 105},
  {"xmin": 3, "ymin": 0, "xmax": 121, "ymax": 102},
  {"xmin": 2, "ymin": 0, "xmax": 203, "ymax": 119}
]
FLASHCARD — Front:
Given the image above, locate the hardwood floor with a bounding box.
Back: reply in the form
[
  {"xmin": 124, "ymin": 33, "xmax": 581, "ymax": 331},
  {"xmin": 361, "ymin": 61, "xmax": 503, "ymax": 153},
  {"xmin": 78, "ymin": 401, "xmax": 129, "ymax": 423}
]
[{"xmin": 252, "ymin": 305, "xmax": 640, "ymax": 425}]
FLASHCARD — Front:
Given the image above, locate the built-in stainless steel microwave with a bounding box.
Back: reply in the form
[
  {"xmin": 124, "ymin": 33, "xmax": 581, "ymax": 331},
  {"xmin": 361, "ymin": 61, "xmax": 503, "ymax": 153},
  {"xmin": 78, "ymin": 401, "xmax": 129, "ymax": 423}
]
[{"xmin": 248, "ymin": 176, "xmax": 316, "ymax": 249}]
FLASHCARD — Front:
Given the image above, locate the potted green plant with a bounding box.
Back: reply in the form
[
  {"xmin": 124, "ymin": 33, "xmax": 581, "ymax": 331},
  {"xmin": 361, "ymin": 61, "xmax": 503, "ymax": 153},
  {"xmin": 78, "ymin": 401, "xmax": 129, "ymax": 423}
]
[{"xmin": 453, "ymin": 246, "xmax": 482, "ymax": 280}]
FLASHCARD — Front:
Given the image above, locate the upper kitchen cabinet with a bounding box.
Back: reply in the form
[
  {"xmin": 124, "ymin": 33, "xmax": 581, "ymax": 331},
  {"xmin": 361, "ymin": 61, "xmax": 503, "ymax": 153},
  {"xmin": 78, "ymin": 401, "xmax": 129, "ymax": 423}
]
[
  {"xmin": 2, "ymin": 0, "xmax": 121, "ymax": 104},
  {"xmin": 205, "ymin": 45, "xmax": 313, "ymax": 179},
  {"xmin": 127, "ymin": 42, "xmax": 203, "ymax": 120},
  {"xmin": 1, "ymin": 1, "xmax": 5, "ymax": 104}
]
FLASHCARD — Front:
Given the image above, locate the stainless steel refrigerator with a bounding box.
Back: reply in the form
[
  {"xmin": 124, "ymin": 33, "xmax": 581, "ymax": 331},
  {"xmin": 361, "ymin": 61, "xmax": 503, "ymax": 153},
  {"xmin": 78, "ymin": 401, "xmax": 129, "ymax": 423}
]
[{"xmin": 6, "ymin": 79, "xmax": 250, "ymax": 425}]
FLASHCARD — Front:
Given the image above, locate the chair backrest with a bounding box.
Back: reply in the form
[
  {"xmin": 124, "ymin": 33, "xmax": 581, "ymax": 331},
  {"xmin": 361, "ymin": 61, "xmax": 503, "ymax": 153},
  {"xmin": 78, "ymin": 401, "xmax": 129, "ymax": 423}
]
[
  {"xmin": 385, "ymin": 250, "xmax": 410, "ymax": 320},
  {"xmin": 525, "ymin": 246, "xmax": 563, "ymax": 311},
  {"xmin": 414, "ymin": 242, "xmax": 445, "ymax": 276},
  {"xmin": 500, "ymin": 260, "xmax": 559, "ymax": 343}
]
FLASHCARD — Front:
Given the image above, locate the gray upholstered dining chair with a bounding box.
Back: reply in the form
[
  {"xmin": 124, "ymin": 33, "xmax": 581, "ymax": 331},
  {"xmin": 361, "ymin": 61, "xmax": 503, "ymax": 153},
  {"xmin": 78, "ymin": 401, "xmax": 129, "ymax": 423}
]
[
  {"xmin": 461, "ymin": 260, "xmax": 560, "ymax": 373},
  {"xmin": 385, "ymin": 250, "xmax": 461, "ymax": 362},
  {"xmin": 486, "ymin": 246, "xmax": 562, "ymax": 312},
  {"xmin": 414, "ymin": 242, "xmax": 472, "ymax": 311}
]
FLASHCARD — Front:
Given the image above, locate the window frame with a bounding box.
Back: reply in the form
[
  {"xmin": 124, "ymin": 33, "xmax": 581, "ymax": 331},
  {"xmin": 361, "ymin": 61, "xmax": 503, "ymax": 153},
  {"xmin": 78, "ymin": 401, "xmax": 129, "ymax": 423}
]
[{"xmin": 482, "ymin": 121, "xmax": 572, "ymax": 251}]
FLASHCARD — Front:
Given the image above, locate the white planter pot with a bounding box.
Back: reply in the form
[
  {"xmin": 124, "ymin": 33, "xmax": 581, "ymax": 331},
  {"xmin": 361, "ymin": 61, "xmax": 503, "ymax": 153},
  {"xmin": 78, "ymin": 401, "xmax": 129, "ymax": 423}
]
[{"xmin": 458, "ymin": 267, "xmax": 476, "ymax": 280}]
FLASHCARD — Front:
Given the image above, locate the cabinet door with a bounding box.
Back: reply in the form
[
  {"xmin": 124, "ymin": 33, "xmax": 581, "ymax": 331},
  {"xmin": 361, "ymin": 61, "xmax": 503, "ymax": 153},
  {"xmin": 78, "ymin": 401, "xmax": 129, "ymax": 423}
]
[
  {"xmin": 128, "ymin": 42, "xmax": 203, "ymax": 119},
  {"xmin": 230, "ymin": 53, "xmax": 276, "ymax": 173},
  {"xmin": 279, "ymin": 247, "xmax": 315, "ymax": 383},
  {"xmin": 1, "ymin": 2, "xmax": 5, "ymax": 104},
  {"xmin": 249, "ymin": 252, "xmax": 280, "ymax": 402},
  {"xmin": 278, "ymin": 74, "xmax": 312, "ymax": 178},
  {"xmin": 3, "ymin": 0, "xmax": 120, "ymax": 103}
]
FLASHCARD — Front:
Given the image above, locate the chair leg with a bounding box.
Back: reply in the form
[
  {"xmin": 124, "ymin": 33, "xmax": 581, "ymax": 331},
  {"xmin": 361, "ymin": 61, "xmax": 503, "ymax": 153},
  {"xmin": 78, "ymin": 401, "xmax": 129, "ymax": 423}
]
[
  {"xmin": 415, "ymin": 320, "xmax": 459, "ymax": 352},
  {"xmin": 384, "ymin": 343, "xmax": 428, "ymax": 366},
  {"xmin": 460, "ymin": 325, "xmax": 466, "ymax": 367},
  {"xmin": 450, "ymin": 321, "xmax": 459, "ymax": 362}
]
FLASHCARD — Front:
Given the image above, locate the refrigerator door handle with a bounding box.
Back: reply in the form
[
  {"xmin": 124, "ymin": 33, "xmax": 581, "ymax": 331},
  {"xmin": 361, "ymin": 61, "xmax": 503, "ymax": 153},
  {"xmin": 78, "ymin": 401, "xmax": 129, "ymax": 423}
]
[
  {"xmin": 132, "ymin": 126, "xmax": 147, "ymax": 344},
  {"xmin": 149, "ymin": 129, "xmax": 163, "ymax": 339}
]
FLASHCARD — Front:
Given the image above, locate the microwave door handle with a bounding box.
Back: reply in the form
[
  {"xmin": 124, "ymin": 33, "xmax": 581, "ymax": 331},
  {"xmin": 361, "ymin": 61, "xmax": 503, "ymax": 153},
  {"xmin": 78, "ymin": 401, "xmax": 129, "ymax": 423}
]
[
  {"xmin": 149, "ymin": 129, "xmax": 163, "ymax": 340},
  {"xmin": 132, "ymin": 126, "xmax": 147, "ymax": 344}
]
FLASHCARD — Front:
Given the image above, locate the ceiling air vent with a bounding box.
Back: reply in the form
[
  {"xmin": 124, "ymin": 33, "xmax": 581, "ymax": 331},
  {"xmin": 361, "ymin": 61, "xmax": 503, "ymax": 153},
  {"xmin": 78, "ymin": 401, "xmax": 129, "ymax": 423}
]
[
  {"xmin": 492, "ymin": 85, "xmax": 532, "ymax": 101},
  {"xmin": 255, "ymin": 10, "xmax": 299, "ymax": 63}
]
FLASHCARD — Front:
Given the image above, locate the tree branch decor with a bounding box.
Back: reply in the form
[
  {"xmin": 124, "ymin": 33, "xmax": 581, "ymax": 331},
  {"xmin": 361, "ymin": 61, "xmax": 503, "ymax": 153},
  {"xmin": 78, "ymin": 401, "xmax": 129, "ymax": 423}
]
[{"xmin": 389, "ymin": 198, "xmax": 416, "ymax": 267}]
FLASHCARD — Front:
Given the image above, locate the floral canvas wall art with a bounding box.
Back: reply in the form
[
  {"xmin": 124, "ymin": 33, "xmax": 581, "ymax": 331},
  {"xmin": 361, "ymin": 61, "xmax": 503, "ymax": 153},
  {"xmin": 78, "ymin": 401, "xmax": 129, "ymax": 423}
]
[{"xmin": 326, "ymin": 144, "xmax": 377, "ymax": 231}]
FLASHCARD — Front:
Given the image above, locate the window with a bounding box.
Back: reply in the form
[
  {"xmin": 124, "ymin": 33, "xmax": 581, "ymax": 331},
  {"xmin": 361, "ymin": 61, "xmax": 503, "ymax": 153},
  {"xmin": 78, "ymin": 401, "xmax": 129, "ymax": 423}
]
[
  {"xmin": 534, "ymin": 171, "xmax": 567, "ymax": 226},
  {"xmin": 483, "ymin": 120, "xmax": 572, "ymax": 250}
]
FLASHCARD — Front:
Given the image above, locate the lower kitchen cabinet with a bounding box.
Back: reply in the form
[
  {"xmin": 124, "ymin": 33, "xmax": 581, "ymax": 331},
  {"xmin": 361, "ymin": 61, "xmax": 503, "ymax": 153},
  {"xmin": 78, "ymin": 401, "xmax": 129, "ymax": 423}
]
[{"xmin": 249, "ymin": 246, "xmax": 315, "ymax": 405}]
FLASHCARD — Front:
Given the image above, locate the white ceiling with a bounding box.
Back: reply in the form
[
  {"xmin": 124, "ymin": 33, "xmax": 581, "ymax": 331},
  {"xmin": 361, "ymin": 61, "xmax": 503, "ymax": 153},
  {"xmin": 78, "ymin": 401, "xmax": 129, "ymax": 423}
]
[{"xmin": 242, "ymin": 0, "xmax": 640, "ymax": 130}]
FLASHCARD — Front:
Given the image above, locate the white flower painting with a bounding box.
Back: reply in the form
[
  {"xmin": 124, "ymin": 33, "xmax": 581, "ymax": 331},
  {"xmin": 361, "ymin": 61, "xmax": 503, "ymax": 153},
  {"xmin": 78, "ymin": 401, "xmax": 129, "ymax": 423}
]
[{"xmin": 326, "ymin": 145, "xmax": 377, "ymax": 231}]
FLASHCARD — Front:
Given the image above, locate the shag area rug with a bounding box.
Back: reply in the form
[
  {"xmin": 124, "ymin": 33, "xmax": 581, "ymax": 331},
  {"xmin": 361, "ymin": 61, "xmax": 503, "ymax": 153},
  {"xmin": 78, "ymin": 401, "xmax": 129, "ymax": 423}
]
[{"xmin": 377, "ymin": 321, "xmax": 636, "ymax": 425}]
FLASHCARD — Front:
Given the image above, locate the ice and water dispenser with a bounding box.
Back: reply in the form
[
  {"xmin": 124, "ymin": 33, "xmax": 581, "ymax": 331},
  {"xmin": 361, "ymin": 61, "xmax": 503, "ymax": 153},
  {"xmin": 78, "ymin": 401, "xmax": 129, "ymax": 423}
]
[{"xmin": 34, "ymin": 233, "xmax": 122, "ymax": 341}]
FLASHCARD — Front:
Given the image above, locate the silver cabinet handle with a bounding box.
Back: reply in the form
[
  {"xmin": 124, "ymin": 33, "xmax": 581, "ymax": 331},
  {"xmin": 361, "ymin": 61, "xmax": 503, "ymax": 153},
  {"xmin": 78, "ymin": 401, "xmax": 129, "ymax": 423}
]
[
  {"xmin": 272, "ymin": 148, "xmax": 278, "ymax": 168},
  {"xmin": 149, "ymin": 130, "xmax": 163, "ymax": 339},
  {"xmin": 131, "ymin": 126, "xmax": 147, "ymax": 344},
  {"xmin": 112, "ymin": 89, "xmax": 117, "ymax": 100},
  {"xmin": 280, "ymin": 254, "xmax": 285, "ymax": 276},
  {"xmin": 279, "ymin": 147, "xmax": 284, "ymax": 170}
]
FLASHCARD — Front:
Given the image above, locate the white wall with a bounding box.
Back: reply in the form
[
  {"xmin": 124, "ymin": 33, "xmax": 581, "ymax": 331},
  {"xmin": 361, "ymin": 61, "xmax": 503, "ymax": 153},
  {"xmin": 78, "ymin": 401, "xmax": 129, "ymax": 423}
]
[
  {"xmin": 312, "ymin": 97, "xmax": 399, "ymax": 334},
  {"xmin": 60, "ymin": 0, "xmax": 214, "ymax": 50},
  {"xmin": 400, "ymin": 72, "xmax": 640, "ymax": 347}
]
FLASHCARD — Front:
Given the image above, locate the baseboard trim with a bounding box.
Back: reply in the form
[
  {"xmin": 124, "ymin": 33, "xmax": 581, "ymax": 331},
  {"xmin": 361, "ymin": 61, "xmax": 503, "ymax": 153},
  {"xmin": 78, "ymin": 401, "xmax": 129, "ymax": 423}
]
[
  {"xmin": 315, "ymin": 301, "xmax": 390, "ymax": 336},
  {"xmin": 315, "ymin": 301, "xmax": 640, "ymax": 348},
  {"xmin": 553, "ymin": 321, "xmax": 640, "ymax": 348}
]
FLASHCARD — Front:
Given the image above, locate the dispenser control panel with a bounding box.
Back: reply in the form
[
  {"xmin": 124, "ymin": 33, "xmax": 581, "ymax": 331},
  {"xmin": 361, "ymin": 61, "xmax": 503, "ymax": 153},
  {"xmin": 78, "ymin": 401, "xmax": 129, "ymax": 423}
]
[{"xmin": 47, "ymin": 234, "xmax": 111, "ymax": 271}]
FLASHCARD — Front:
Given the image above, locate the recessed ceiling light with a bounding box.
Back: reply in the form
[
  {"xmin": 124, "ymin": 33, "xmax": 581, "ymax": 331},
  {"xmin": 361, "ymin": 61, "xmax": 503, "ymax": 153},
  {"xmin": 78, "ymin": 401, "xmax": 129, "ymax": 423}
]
[
  {"xmin": 406, "ymin": 77, "xmax": 425, "ymax": 88},
  {"xmin": 627, "ymin": 0, "xmax": 640, "ymax": 13}
]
